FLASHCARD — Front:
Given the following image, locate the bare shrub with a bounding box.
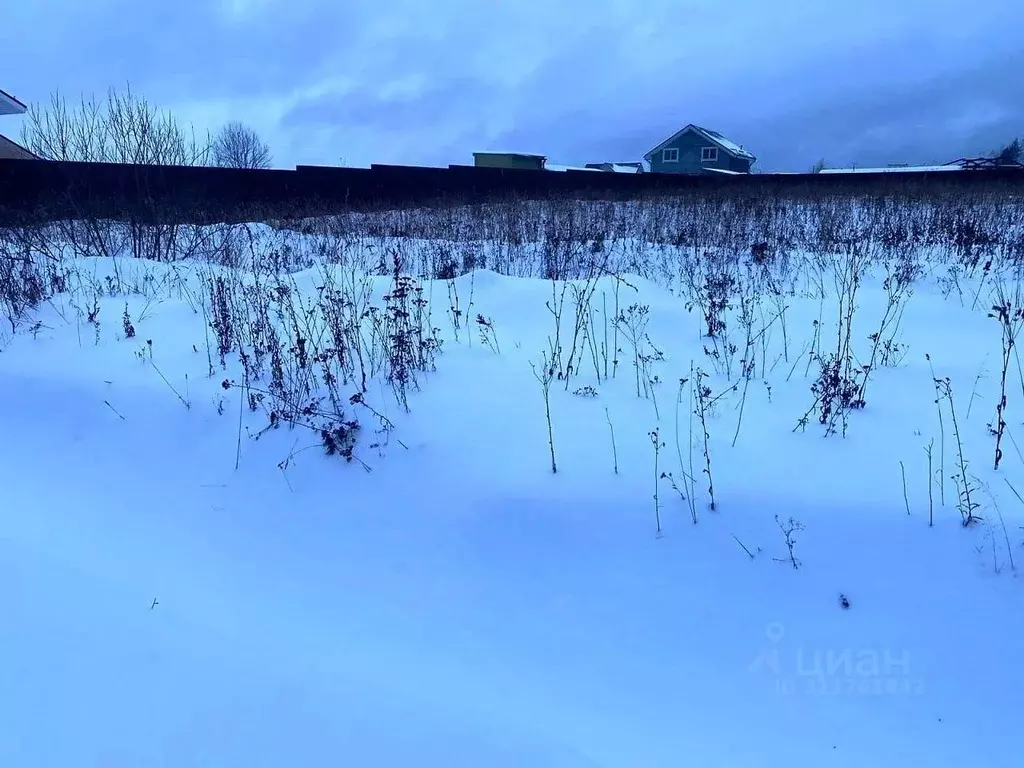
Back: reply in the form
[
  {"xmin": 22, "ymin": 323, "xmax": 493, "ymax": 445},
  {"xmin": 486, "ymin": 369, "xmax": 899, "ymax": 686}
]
[
  {"xmin": 0, "ymin": 242, "xmax": 68, "ymax": 334},
  {"xmin": 933, "ymin": 376, "xmax": 980, "ymax": 527},
  {"xmin": 21, "ymin": 85, "xmax": 209, "ymax": 165},
  {"xmin": 19, "ymin": 85, "xmax": 212, "ymax": 263},
  {"xmin": 987, "ymin": 280, "xmax": 1024, "ymax": 470}
]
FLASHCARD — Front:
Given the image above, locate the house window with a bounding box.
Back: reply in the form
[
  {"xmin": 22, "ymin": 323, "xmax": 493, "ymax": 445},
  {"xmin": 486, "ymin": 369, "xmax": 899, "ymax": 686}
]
[
  {"xmin": 662, "ymin": 148, "xmax": 680, "ymax": 163},
  {"xmin": 701, "ymin": 147, "xmax": 718, "ymax": 162}
]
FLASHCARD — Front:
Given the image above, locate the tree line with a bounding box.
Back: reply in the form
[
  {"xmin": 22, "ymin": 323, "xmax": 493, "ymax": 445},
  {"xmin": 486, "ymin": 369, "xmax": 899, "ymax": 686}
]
[{"xmin": 19, "ymin": 85, "xmax": 273, "ymax": 170}]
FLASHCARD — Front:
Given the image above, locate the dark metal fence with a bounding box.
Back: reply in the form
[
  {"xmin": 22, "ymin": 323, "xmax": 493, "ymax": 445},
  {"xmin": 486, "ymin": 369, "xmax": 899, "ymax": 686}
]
[{"xmin": 2, "ymin": 158, "xmax": 1022, "ymax": 226}]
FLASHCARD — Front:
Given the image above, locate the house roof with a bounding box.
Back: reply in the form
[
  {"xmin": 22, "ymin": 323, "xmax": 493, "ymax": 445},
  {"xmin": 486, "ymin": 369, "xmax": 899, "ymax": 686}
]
[
  {"xmin": 0, "ymin": 88, "xmax": 27, "ymax": 116},
  {"xmin": 473, "ymin": 150, "xmax": 547, "ymax": 159},
  {"xmin": 545, "ymin": 163, "xmax": 603, "ymax": 172},
  {"xmin": 0, "ymin": 132, "xmax": 38, "ymax": 160},
  {"xmin": 584, "ymin": 162, "xmax": 644, "ymax": 173},
  {"xmin": 643, "ymin": 123, "xmax": 756, "ymax": 162},
  {"xmin": 818, "ymin": 163, "xmax": 963, "ymax": 174}
]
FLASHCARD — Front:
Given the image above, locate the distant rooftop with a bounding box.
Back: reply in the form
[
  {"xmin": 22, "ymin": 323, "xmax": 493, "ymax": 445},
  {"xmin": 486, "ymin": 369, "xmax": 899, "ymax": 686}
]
[
  {"xmin": 473, "ymin": 150, "xmax": 547, "ymax": 159},
  {"xmin": 819, "ymin": 163, "xmax": 964, "ymax": 174},
  {"xmin": 545, "ymin": 163, "xmax": 603, "ymax": 172}
]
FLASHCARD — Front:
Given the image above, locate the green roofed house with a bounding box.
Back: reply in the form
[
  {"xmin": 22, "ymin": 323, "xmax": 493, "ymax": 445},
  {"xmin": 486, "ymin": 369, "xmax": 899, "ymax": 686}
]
[
  {"xmin": 643, "ymin": 124, "xmax": 754, "ymax": 175},
  {"xmin": 473, "ymin": 151, "xmax": 547, "ymax": 170},
  {"xmin": 0, "ymin": 88, "xmax": 37, "ymax": 160}
]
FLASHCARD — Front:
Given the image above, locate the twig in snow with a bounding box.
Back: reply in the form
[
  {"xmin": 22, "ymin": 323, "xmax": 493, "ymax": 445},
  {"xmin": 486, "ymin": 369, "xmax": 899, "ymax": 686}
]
[
  {"xmin": 1005, "ymin": 478, "xmax": 1024, "ymax": 508},
  {"xmin": 650, "ymin": 428, "xmax": 664, "ymax": 536},
  {"xmin": 926, "ymin": 354, "xmax": 946, "ymax": 507},
  {"xmin": 604, "ymin": 406, "xmax": 618, "ymax": 475},
  {"xmin": 148, "ymin": 358, "xmax": 191, "ymax": 409},
  {"xmin": 773, "ymin": 514, "xmax": 804, "ymax": 570},
  {"xmin": 235, "ymin": 379, "xmax": 245, "ymax": 471},
  {"xmin": 925, "ymin": 439, "xmax": 935, "ymax": 527},
  {"xmin": 103, "ymin": 399, "xmax": 126, "ymax": 421},
  {"xmin": 900, "ymin": 461, "xmax": 911, "ymax": 515},
  {"xmin": 731, "ymin": 533, "xmax": 760, "ymax": 560},
  {"xmin": 995, "ymin": 499, "xmax": 1016, "ymax": 573},
  {"xmin": 531, "ymin": 346, "xmax": 558, "ymax": 474}
]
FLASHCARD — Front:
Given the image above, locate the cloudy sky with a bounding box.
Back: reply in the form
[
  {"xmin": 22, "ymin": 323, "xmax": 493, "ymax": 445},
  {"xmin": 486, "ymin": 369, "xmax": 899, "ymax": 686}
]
[{"xmin": 2, "ymin": 0, "xmax": 1021, "ymax": 171}]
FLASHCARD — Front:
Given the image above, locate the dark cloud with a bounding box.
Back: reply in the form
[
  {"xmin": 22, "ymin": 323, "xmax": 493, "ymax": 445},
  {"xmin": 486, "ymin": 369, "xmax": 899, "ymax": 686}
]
[
  {"xmin": 740, "ymin": 45, "xmax": 1024, "ymax": 170},
  {"xmin": 1, "ymin": 0, "xmax": 369, "ymax": 103},
  {"xmin": 2, "ymin": 0, "xmax": 1022, "ymax": 170},
  {"xmin": 283, "ymin": 77, "xmax": 493, "ymax": 134}
]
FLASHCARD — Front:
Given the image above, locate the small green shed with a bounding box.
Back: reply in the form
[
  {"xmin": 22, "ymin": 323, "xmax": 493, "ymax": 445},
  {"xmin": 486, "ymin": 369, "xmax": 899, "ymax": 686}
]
[{"xmin": 473, "ymin": 151, "xmax": 547, "ymax": 171}]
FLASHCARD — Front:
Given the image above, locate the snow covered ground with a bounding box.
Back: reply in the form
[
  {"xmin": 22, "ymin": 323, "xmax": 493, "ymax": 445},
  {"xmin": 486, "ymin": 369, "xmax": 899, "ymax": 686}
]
[{"xmin": 2, "ymin": 217, "xmax": 1023, "ymax": 767}]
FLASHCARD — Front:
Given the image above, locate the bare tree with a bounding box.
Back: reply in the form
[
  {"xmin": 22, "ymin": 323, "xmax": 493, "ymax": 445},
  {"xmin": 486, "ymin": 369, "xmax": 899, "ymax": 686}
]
[
  {"xmin": 16, "ymin": 85, "xmax": 215, "ymax": 263},
  {"xmin": 21, "ymin": 85, "xmax": 210, "ymax": 165},
  {"xmin": 994, "ymin": 138, "xmax": 1021, "ymax": 165},
  {"xmin": 211, "ymin": 121, "xmax": 272, "ymax": 169}
]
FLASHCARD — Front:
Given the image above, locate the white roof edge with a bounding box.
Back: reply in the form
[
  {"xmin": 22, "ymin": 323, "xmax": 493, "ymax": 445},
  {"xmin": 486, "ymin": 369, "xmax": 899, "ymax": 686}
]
[
  {"xmin": 0, "ymin": 89, "xmax": 27, "ymax": 115},
  {"xmin": 545, "ymin": 163, "xmax": 604, "ymax": 172},
  {"xmin": 700, "ymin": 128, "xmax": 755, "ymax": 160},
  {"xmin": 819, "ymin": 164, "xmax": 964, "ymax": 174}
]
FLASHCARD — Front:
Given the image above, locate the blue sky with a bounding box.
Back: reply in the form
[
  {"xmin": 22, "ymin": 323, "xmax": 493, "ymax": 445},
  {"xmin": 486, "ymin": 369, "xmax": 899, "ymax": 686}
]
[{"xmin": 2, "ymin": 0, "xmax": 1021, "ymax": 170}]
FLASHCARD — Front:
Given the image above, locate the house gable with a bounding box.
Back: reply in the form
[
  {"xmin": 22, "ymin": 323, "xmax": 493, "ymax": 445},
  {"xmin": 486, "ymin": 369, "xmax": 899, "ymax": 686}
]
[{"xmin": 644, "ymin": 124, "xmax": 755, "ymax": 175}]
